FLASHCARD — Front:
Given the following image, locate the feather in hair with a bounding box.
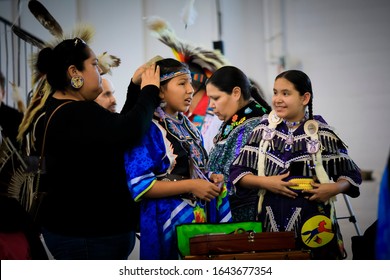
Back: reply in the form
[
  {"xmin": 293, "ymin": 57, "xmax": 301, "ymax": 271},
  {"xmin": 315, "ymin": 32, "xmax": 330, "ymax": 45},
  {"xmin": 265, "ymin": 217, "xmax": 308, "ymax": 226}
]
[
  {"xmin": 146, "ymin": 16, "xmax": 195, "ymax": 60},
  {"xmin": 145, "ymin": 16, "xmax": 170, "ymax": 33},
  {"xmin": 11, "ymin": 25, "xmax": 45, "ymax": 49},
  {"xmin": 18, "ymin": 24, "xmax": 95, "ymax": 144},
  {"xmin": 98, "ymin": 52, "xmax": 121, "ymax": 75},
  {"xmin": 26, "ymin": 24, "xmax": 95, "ymax": 86},
  {"xmin": 70, "ymin": 23, "xmax": 95, "ymax": 44},
  {"xmin": 28, "ymin": 0, "xmax": 63, "ymax": 38},
  {"xmin": 181, "ymin": 0, "xmax": 197, "ymax": 29},
  {"xmin": 46, "ymin": 23, "xmax": 95, "ymax": 49},
  {"xmin": 146, "ymin": 16, "xmax": 230, "ymax": 76},
  {"xmin": 17, "ymin": 79, "xmax": 50, "ymax": 144},
  {"xmin": 10, "ymin": 82, "xmax": 26, "ymax": 113},
  {"xmin": 29, "ymin": 52, "xmax": 43, "ymax": 86}
]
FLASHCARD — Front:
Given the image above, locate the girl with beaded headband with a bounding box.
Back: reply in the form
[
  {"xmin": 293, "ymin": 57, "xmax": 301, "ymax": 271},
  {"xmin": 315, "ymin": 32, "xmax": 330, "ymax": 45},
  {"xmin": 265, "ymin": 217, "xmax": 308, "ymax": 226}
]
[
  {"xmin": 146, "ymin": 16, "xmax": 230, "ymax": 152},
  {"xmin": 124, "ymin": 58, "xmax": 232, "ymax": 260},
  {"xmin": 230, "ymin": 69, "xmax": 362, "ymax": 259},
  {"xmin": 16, "ymin": 23, "xmax": 162, "ymax": 259}
]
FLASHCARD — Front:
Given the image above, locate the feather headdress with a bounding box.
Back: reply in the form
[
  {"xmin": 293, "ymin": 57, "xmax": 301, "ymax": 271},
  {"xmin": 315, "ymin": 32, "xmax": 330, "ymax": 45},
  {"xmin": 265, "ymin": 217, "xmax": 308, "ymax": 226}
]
[
  {"xmin": 11, "ymin": 24, "xmax": 45, "ymax": 49},
  {"xmin": 181, "ymin": 0, "xmax": 197, "ymax": 29},
  {"xmin": 28, "ymin": 0, "xmax": 63, "ymax": 38},
  {"xmin": 98, "ymin": 52, "xmax": 121, "ymax": 75},
  {"xmin": 146, "ymin": 16, "xmax": 230, "ymax": 79},
  {"xmin": 15, "ymin": 2, "xmax": 120, "ymax": 142}
]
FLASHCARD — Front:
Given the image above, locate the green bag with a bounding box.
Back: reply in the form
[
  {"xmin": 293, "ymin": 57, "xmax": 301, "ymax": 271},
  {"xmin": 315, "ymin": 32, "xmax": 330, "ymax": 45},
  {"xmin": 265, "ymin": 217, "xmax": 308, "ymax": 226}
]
[{"xmin": 176, "ymin": 221, "xmax": 262, "ymax": 257}]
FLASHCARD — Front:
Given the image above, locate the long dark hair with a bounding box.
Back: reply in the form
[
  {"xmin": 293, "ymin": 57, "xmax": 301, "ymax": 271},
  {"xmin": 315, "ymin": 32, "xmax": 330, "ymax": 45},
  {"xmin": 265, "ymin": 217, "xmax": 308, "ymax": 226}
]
[
  {"xmin": 275, "ymin": 70, "xmax": 313, "ymax": 120},
  {"xmin": 206, "ymin": 66, "xmax": 271, "ymax": 113},
  {"xmin": 36, "ymin": 38, "xmax": 90, "ymax": 91}
]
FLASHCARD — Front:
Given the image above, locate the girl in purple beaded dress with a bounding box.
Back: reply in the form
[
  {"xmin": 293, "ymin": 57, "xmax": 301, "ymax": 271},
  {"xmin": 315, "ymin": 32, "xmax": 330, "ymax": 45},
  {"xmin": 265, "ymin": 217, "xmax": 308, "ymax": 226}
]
[{"xmin": 230, "ymin": 70, "xmax": 362, "ymax": 259}]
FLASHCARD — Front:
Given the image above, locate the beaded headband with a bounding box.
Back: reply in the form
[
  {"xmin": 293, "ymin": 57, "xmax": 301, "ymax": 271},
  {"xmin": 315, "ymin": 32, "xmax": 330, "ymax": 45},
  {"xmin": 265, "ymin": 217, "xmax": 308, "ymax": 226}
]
[{"xmin": 160, "ymin": 68, "xmax": 191, "ymax": 82}]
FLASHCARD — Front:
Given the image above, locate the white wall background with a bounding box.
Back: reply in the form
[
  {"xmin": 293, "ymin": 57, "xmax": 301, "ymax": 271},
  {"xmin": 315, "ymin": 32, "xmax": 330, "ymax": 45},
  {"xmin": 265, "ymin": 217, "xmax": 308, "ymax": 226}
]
[{"xmin": 1, "ymin": 0, "xmax": 389, "ymax": 259}]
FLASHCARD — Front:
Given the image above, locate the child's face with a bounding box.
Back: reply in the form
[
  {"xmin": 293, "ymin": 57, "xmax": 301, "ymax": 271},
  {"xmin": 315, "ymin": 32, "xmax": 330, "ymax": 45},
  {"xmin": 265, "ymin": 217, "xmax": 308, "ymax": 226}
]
[
  {"xmin": 160, "ymin": 74, "xmax": 194, "ymax": 115},
  {"xmin": 272, "ymin": 77, "xmax": 310, "ymax": 122}
]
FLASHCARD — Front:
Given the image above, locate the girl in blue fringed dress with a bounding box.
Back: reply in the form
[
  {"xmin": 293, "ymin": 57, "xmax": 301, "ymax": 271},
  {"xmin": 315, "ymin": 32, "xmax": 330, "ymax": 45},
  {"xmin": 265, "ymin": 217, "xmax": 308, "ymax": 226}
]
[{"xmin": 124, "ymin": 58, "xmax": 232, "ymax": 260}]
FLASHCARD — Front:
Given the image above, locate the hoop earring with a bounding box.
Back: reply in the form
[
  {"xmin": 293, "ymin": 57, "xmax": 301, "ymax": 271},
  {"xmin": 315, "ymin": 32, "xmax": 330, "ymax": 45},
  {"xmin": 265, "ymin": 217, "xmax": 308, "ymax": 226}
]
[{"xmin": 71, "ymin": 76, "xmax": 84, "ymax": 89}]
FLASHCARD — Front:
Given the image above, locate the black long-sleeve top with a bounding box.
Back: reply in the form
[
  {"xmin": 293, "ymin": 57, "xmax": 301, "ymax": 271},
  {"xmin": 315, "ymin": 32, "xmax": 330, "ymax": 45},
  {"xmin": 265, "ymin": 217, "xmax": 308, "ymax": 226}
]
[{"xmin": 40, "ymin": 82, "xmax": 160, "ymax": 236}]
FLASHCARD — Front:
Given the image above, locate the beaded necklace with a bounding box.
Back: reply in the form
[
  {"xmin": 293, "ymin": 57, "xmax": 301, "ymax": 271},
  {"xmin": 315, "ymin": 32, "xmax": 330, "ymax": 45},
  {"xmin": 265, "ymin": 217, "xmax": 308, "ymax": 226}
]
[
  {"xmin": 155, "ymin": 107, "xmax": 207, "ymax": 167},
  {"xmin": 283, "ymin": 113, "xmax": 308, "ymax": 128},
  {"xmin": 217, "ymin": 101, "xmax": 265, "ymax": 142},
  {"xmin": 284, "ymin": 113, "xmax": 308, "ymax": 149}
]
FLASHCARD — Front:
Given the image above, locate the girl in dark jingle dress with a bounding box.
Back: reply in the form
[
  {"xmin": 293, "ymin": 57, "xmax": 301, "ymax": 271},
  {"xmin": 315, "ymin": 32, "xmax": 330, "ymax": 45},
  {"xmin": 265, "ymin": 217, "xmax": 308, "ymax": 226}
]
[{"xmin": 230, "ymin": 70, "xmax": 362, "ymax": 259}]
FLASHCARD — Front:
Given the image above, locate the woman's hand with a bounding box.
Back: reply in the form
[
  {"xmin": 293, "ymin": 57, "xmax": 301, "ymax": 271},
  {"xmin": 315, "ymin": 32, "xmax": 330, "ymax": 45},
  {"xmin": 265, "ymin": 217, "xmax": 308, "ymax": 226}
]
[
  {"xmin": 189, "ymin": 179, "xmax": 221, "ymax": 202},
  {"xmin": 261, "ymin": 172, "xmax": 298, "ymax": 199},
  {"xmin": 140, "ymin": 64, "xmax": 160, "ymax": 89},
  {"xmin": 209, "ymin": 173, "xmax": 224, "ymax": 185},
  {"xmin": 131, "ymin": 63, "xmax": 147, "ymax": 85}
]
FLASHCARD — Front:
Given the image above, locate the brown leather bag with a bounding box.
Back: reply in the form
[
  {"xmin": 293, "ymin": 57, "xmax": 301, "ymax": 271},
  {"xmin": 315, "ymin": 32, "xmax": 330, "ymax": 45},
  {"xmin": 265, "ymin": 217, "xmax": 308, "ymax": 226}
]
[
  {"xmin": 189, "ymin": 231, "xmax": 297, "ymax": 255},
  {"xmin": 185, "ymin": 250, "xmax": 311, "ymax": 260}
]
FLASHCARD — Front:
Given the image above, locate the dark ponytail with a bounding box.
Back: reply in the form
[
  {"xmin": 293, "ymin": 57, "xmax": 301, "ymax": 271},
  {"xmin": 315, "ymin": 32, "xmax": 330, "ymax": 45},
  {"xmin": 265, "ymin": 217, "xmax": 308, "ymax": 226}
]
[
  {"xmin": 249, "ymin": 85, "xmax": 271, "ymax": 113},
  {"xmin": 35, "ymin": 38, "xmax": 90, "ymax": 91}
]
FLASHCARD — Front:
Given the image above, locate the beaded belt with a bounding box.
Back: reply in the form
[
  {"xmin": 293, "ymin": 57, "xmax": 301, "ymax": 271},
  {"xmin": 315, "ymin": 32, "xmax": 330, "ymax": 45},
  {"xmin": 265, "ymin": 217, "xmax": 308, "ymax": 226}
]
[
  {"xmin": 157, "ymin": 174, "xmax": 197, "ymax": 201},
  {"xmin": 157, "ymin": 174, "xmax": 188, "ymax": 181}
]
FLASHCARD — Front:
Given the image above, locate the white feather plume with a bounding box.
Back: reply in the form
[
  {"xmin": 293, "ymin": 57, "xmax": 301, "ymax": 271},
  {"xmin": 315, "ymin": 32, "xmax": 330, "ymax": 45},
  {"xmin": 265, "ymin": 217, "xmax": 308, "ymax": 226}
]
[
  {"xmin": 146, "ymin": 16, "xmax": 230, "ymax": 75},
  {"xmin": 97, "ymin": 51, "xmax": 121, "ymax": 75},
  {"xmin": 181, "ymin": 0, "xmax": 197, "ymax": 29}
]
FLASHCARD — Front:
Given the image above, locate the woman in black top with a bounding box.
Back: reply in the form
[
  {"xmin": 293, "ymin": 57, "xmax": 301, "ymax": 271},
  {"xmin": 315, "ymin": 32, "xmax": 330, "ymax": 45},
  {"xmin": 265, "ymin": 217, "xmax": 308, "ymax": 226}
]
[{"xmin": 30, "ymin": 37, "xmax": 160, "ymax": 259}]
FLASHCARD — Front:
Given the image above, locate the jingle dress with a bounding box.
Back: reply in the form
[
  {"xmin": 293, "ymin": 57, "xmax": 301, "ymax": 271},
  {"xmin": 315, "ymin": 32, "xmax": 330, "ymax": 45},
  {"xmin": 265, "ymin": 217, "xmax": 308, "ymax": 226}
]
[
  {"xmin": 124, "ymin": 107, "xmax": 231, "ymax": 260},
  {"xmin": 207, "ymin": 100, "xmax": 268, "ymax": 221},
  {"xmin": 230, "ymin": 114, "xmax": 362, "ymax": 259}
]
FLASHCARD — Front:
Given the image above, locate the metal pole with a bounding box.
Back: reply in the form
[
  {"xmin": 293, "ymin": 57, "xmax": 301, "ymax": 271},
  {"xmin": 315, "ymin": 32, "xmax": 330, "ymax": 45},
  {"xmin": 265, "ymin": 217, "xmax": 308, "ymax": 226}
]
[{"xmin": 337, "ymin": 194, "xmax": 362, "ymax": 236}]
